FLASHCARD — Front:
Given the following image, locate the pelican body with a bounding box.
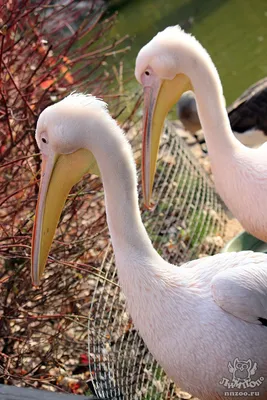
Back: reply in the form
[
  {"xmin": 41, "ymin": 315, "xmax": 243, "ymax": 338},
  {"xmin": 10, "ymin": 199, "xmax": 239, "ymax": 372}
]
[
  {"xmin": 177, "ymin": 90, "xmax": 202, "ymax": 134},
  {"xmin": 177, "ymin": 78, "xmax": 267, "ymax": 148},
  {"xmin": 31, "ymin": 94, "xmax": 267, "ymax": 400},
  {"xmin": 135, "ymin": 26, "xmax": 267, "ymax": 242}
]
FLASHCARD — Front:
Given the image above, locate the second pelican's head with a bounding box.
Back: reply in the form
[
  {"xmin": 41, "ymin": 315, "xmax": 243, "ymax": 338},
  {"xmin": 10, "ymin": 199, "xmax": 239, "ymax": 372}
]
[
  {"xmin": 31, "ymin": 94, "xmax": 110, "ymax": 286},
  {"xmin": 135, "ymin": 26, "xmax": 214, "ymax": 207}
]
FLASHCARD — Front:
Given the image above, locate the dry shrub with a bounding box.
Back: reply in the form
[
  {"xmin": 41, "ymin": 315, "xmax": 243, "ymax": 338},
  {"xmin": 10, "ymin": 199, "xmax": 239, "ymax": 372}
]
[{"xmin": 0, "ymin": 0, "xmax": 140, "ymax": 394}]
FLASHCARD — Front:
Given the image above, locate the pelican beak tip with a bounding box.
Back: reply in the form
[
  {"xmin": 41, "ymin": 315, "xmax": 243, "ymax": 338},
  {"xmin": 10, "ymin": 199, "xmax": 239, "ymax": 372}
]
[
  {"xmin": 144, "ymin": 201, "xmax": 152, "ymax": 210},
  {"xmin": 32, "ymin": 271, "xmax": 41, "ymax": 287}
]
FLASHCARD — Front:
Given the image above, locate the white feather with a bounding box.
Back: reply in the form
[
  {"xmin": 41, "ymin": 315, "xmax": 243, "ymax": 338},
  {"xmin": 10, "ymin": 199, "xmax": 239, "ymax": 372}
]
[
  {"xmin": 135, "ymin": 26, "xmax": 267, "ymax": 242},
  {"xmin": 36, "ymin": 93, "xmax": 267, "ymax": 399}
]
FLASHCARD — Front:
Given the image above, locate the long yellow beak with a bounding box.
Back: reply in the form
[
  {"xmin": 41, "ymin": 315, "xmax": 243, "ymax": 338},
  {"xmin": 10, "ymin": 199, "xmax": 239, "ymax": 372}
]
[
  {"xmin": 142, "ymin": 73, "xmax": 192, "ymax": 207},
  {"xmin": 31, "ymin": 149, "xmax": 99, "ymax": 286}
]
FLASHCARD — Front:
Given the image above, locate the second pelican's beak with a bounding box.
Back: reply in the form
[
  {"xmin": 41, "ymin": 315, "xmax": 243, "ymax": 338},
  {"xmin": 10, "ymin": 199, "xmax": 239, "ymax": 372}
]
[
  {"xmin": 31, "ymin": 149, "xmax": 99, "ymax": 286},
  {"xmin": 142, "ymin": 73, "xmax": 192, "ymax": 207}
]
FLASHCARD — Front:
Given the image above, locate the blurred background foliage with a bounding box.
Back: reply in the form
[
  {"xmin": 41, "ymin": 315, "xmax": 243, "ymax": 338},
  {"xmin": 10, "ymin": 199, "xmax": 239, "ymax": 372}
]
[{"xmin": 105, "ymin": 0, "xmax": 267, "ymax": 107}]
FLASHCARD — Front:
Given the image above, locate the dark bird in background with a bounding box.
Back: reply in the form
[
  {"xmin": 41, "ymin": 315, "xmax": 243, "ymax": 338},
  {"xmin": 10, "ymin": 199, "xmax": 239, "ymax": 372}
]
[{"xmin": 177, "ymin": 77, "xmax": 267, "ymax": 149}]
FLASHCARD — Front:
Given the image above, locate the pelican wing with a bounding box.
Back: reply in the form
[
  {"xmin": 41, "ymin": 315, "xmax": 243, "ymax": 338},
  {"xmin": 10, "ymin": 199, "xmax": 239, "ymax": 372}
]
[
  {"xmin": 227, "ymin": 77, "xmax": 267, "ymax": 135},
  {"xmin": 211, "ymin": 252, "xmax": 267, "ymax": 325}
]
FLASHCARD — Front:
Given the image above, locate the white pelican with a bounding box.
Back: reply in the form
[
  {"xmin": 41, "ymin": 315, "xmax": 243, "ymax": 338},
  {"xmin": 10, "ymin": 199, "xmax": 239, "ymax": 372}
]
[
  {"xmin": 177, "ymin": 78, "xmax": 267, "ymax": 148},
  {"xmin": 177, "ymin": 90, "xmax": 202, "ymax": 135},
  {"xmin": 31, "ymin": 93, "xmax": 267, "ymax": 400},
  {"xmin": 135, "ymin": 26, "xmax": 267, "ymax": 242}
]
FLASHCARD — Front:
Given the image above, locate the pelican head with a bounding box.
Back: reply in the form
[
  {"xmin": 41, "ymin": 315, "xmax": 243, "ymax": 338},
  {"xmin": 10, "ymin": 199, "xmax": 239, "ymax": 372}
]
[
  {"xmin": 32, "ymin": 94, "xmax": 107, "ymax": 286},
  {"xmin": 135, "ymin": 26, "xmax": 213, "ymax": 206}
]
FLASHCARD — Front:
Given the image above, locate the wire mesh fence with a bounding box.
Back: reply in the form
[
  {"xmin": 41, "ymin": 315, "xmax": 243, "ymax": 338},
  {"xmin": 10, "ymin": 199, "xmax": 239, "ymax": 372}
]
[{"xmin": 88, "ymin": 121, "xmax": 228, "ymax": 400}]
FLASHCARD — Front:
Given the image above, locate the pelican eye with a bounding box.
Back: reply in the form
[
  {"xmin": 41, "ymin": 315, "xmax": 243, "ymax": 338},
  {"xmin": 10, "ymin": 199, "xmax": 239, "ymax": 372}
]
[
  {"xmin": 145, "ymin": 70, "xmax": 150, "ymax": 76},
  {"xmin": 42, "ymin": 137, "xmax": 47, "ymax": 144}
]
